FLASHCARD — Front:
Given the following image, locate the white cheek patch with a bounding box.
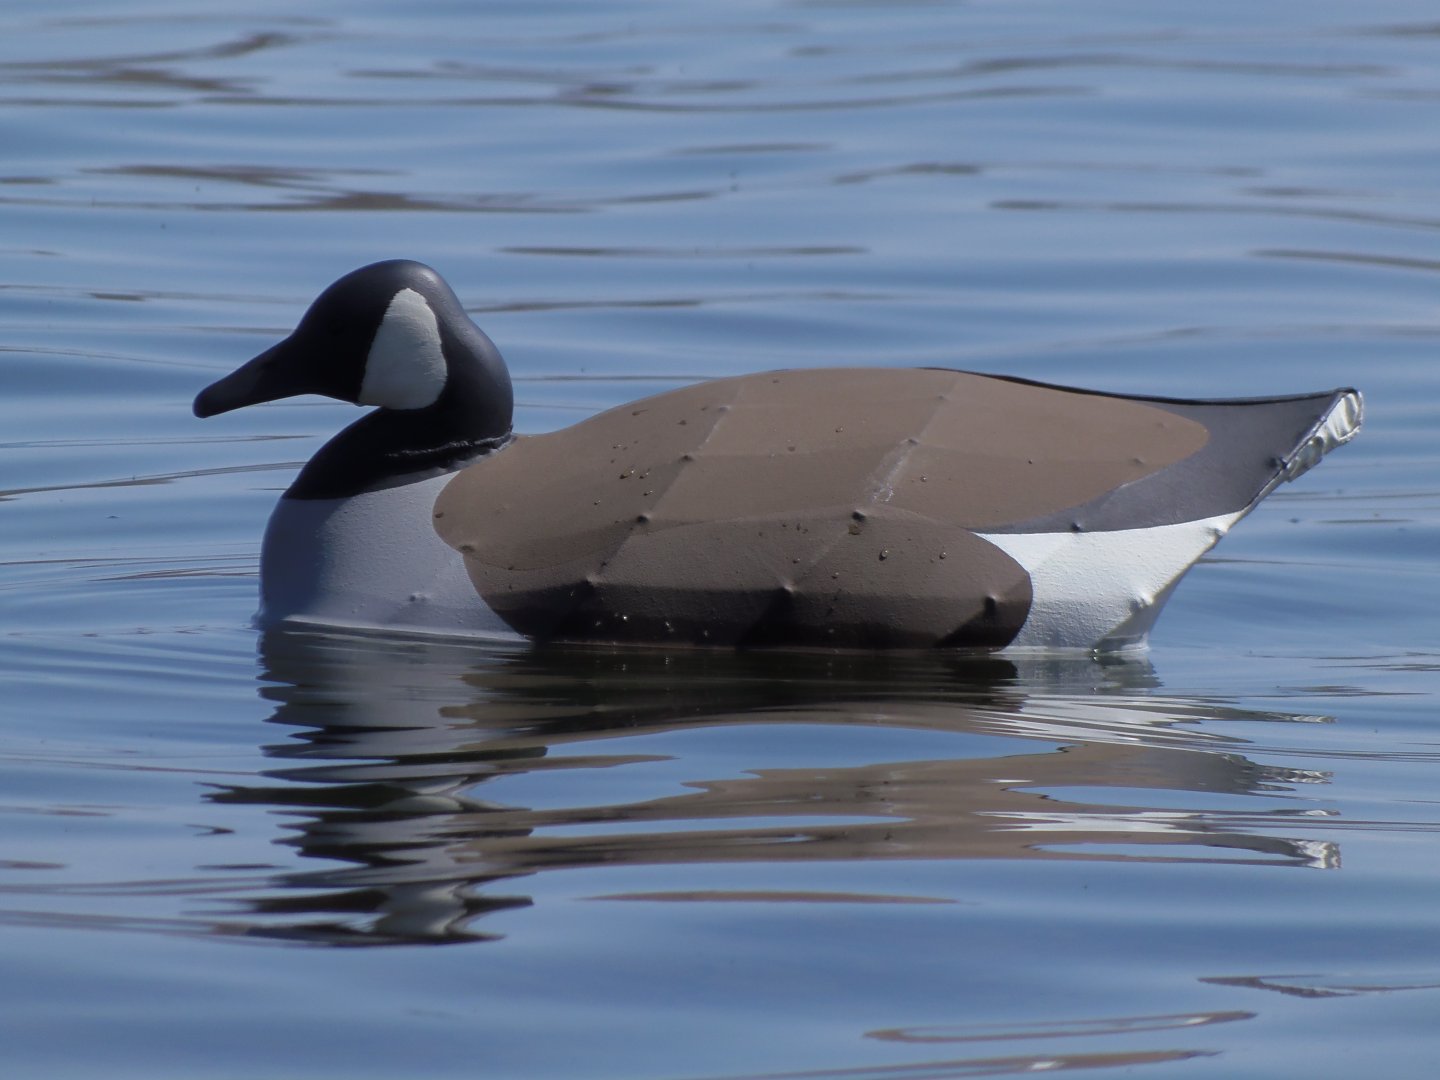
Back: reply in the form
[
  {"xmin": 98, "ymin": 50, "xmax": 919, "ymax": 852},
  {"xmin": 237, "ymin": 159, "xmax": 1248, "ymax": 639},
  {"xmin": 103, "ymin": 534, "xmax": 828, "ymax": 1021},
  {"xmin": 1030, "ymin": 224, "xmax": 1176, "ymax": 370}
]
[{"xmin": 359, "ymin": 287, "xmax": 447, "ymax": 410}]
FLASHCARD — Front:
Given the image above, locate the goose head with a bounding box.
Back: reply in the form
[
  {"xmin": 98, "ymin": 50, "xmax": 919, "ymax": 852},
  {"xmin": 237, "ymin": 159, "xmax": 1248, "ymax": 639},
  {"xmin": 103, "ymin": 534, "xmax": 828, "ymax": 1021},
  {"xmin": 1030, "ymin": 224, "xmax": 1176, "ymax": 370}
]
[{"xmin": 194, "ymin": 260, "xmax": 514, "ymax": 499}]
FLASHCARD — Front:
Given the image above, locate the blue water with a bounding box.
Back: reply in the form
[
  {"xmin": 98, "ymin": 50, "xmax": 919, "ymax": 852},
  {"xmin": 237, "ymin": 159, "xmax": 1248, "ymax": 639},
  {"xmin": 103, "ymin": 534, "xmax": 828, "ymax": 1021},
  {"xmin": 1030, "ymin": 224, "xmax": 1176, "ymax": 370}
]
[{"xmin": 3, "ymin": 2, "xmax": 1439, "ymax": 1076}]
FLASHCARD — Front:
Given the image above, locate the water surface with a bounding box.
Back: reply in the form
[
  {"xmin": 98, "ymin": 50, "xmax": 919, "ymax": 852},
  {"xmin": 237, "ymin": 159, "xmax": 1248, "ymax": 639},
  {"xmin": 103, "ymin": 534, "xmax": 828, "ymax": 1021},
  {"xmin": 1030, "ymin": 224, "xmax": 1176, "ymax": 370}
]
[{"xmin": 2, "ymin": 2, "xmax": 1439, "ymax": 1077}]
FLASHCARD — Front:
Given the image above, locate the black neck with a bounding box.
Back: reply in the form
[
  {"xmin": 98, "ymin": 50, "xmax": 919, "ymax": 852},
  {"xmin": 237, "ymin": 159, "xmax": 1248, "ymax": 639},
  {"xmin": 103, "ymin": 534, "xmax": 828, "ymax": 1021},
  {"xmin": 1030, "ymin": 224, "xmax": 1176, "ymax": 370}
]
[{"xmin": 285, "ymin": 417, "xmax": 512, "ymax": 500}]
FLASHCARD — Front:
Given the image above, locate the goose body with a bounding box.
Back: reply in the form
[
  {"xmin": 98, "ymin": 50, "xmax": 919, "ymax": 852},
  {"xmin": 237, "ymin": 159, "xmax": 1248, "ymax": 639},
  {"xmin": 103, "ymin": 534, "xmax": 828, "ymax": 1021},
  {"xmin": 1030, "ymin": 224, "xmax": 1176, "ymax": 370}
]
[{"xmin": 195, "ymin": 260, "xmax": 1362, "ymax": 651}]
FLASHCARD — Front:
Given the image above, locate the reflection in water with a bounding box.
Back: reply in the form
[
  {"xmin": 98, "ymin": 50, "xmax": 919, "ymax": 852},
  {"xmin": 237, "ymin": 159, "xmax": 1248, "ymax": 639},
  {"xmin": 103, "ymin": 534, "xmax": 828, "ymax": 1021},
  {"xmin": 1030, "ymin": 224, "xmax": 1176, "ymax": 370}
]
[
  {"xmin": 200, "ymin": 632, "xmax": 1340, "ymax": 945},
  {"xmin": 868, "ymin": 1011, "xmax": 1252, "ymax": 1043},
  {"xmin": 692, "ymin": 1050, "xmax": 1212, "ymax": 1079},
  {"xmin": 740, "ymin": 1009, "xmax": 1256, "ymax": 1078},
  {"xmin": 1202, "ymin": 973, "xmax": 1440, "ymax": 999}
]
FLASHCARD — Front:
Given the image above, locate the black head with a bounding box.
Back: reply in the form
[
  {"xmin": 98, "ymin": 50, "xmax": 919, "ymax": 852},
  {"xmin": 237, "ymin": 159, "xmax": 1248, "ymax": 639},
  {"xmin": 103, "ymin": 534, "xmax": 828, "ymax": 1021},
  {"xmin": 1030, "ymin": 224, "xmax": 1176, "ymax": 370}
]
[
  {"xmin": 194, "ymin": 261, "xmax": 514, "ymax": 499},
  {"xmin": 193, "ymin": 260, "xmax": 511, "ymax": 431}
]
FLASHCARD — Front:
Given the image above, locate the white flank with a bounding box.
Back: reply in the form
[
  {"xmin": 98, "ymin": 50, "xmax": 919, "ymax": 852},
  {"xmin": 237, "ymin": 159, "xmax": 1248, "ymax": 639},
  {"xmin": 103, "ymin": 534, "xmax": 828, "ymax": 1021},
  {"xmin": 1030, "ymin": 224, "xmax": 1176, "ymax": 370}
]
[
  {"xmin": 979, "ymin": 512, "xmax": 1242, "ymax": 650},
  {"xmin": 359, "ymin": 287, "xmax": 447, "ymax": 410}
]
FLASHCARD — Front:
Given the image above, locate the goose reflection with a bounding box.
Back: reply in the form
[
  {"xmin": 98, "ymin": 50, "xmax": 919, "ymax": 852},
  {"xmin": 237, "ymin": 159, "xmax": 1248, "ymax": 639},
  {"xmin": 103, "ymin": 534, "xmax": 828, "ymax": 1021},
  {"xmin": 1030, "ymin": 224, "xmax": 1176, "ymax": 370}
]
[{"xmin": 206, "ymin": 633, "xmax": 1339, "ymax": 945}]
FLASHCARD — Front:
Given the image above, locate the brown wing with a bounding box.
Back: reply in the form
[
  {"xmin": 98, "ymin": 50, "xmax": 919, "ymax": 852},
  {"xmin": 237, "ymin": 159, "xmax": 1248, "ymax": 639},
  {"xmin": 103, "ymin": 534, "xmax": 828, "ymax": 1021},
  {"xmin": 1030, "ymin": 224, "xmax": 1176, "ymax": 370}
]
[{"xmin": 432, "ymin": 368, "xmax": 1207, "ymax": 646}]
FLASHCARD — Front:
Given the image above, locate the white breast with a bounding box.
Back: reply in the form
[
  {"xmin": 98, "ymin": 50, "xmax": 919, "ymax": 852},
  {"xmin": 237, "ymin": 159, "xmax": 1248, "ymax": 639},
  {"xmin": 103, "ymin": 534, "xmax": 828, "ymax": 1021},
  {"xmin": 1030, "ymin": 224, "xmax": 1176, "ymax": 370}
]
[{"xmin": 258, "ymin": 470, "xmax": 520, "ymax": 641}]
